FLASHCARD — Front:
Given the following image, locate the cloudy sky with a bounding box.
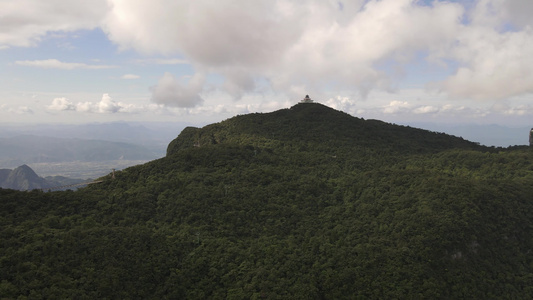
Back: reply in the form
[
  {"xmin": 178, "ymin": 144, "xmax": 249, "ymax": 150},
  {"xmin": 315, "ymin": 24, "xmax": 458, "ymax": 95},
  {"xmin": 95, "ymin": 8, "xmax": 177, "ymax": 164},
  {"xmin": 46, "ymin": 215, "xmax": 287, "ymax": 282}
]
[{"xmin": 1, "ymin": 0, "xmax": 533, "ymax": 127}]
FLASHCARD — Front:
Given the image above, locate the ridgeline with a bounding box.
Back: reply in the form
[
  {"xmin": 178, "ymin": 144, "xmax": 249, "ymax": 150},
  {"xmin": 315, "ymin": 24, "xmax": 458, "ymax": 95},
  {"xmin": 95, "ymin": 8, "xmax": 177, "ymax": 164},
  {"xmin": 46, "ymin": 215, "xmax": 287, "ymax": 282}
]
[
  {"xmin": 167, "ymin": 103, "xmax": 483, "ymax": 156},
  {"xmin": 1, "ymin": 103, "xmax": 532, "ymax": 298}
]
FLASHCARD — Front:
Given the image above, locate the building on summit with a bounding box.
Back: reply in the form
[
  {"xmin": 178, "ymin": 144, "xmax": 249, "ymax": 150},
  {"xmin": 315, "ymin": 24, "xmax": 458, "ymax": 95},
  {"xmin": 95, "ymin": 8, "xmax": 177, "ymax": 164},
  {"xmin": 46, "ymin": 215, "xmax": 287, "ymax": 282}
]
[
  {"xmin": 300, "ymin": 95, "xmax": 314, "ymax": 103},
  {"xmin": 530, "ymin": 128, "xmax": 533, "ymax": 146}
]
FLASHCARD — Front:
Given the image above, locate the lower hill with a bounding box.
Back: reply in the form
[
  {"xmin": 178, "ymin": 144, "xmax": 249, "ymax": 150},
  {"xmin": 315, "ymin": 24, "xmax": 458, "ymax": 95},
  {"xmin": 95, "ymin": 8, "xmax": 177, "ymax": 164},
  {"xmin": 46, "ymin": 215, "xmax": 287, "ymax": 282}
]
[{"xmin": 1, "ymin": 103, "xmax": 532, "ymax": 298}]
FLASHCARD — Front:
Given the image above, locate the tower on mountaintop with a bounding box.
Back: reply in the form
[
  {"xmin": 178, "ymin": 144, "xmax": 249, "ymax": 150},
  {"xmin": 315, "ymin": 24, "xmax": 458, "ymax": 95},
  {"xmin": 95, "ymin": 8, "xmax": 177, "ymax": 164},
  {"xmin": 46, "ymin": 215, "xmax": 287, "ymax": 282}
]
[{"xmin": 300, "ymin": 95, "xmax": 314, "ymax": 103}]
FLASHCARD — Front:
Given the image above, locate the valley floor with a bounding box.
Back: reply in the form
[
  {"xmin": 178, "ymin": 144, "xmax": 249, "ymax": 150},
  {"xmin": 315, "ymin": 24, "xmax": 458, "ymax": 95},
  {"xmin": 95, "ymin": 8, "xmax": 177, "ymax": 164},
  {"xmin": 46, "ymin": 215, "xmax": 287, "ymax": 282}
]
[{"xmin": 27, "ymin": 160, "xmax": 152, "ymax": 179}]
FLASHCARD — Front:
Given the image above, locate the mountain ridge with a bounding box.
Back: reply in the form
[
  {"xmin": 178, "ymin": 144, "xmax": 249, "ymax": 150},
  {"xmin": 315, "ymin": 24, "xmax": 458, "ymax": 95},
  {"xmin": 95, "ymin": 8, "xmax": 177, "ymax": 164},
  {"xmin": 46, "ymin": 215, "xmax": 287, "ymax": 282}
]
[{"xmin": 168, "ymin": 102, "xmax": 484, "ymax": 156}]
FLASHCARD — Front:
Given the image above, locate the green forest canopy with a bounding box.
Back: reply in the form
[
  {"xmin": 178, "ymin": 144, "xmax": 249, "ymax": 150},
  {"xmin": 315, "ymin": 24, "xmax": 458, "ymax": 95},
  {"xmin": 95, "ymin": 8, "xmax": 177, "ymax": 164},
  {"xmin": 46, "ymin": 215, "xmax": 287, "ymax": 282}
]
[{"xmin": 1, "ymin": 103, "xmax": 532, "ymax": 299}]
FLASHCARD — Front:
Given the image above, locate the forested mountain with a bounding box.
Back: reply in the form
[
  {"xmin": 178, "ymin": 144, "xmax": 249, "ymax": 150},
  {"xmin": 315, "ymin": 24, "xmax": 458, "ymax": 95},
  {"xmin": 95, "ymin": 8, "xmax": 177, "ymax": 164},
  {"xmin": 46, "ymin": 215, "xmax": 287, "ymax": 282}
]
[
  {"xmin": 1, "ymin": 103, "xmax": 532, "ymax": 299},
  {"xmin": 167, "ymin": 102, "xmax": 483, "ymax": 156}
]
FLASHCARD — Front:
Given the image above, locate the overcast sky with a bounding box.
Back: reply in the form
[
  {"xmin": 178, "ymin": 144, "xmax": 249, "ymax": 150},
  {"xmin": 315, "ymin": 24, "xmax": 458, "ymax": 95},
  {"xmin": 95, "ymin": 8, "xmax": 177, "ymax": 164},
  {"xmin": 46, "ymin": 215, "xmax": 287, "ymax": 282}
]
[{"xmin": 1, "ymin": 0, "xmax": 532, "ymax": 127}]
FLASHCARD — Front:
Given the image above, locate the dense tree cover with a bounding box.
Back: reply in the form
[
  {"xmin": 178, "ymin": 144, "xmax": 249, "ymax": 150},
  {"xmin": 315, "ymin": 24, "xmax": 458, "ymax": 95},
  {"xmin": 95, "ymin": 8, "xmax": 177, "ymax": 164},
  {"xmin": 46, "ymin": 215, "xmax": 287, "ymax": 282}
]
[
  {"xmin": 1, "ymin": 103, "xmax": 533, "ymax": 298},
  {"xmin": 167, "ymin": 103, "xmax": 483, "ymax": 157}
]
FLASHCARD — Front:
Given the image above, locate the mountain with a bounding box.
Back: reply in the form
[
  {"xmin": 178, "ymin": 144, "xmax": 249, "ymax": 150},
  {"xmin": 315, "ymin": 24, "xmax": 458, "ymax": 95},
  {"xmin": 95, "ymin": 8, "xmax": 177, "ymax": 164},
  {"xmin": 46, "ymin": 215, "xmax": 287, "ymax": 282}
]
[
  {"xmin": 0, "ymin": 164, "xmax": 47, "ymax": 190},
  {"xmin": 167, "ymin": 103, "xmax": 482, "ymax": 156},
  {"xmin": 0, "ymin": 168, "xmax": 10, "ymax": 183},
  {"xmin": 0, "ymin": 164, "xmax": 87, "ymax": 190},
  {"xmin": 1, "ymin": 103, "xmax": 532, "ymax": 298}
]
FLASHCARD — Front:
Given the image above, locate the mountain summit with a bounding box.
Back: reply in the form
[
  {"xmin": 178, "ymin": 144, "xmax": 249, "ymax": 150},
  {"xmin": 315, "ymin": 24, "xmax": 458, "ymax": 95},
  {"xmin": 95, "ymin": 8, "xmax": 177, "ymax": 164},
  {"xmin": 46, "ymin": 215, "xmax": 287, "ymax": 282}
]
[
  {"xmin": 168, "ymin": 102, "xmax": 481, "ymax": 156},
  {"xmin": 0, "ymin": 164, "xmax": 47, "ymax": 190}
]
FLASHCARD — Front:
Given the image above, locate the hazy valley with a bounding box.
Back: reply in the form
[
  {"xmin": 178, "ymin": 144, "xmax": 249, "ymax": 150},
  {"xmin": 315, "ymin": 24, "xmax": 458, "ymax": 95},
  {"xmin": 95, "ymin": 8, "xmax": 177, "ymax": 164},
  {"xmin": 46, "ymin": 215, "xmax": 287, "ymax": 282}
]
[{"xmin": 0, "ymin": 122, "xmax": 189, "ymax": 179}]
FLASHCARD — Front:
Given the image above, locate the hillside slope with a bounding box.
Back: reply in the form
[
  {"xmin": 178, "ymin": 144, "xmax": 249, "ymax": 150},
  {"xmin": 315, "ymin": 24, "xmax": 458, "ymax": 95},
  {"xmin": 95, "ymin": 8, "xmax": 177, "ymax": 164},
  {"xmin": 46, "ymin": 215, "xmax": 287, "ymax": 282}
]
[
  {"xmin": 1, "ymin": 103, "xmax": 532, "ymax": 299},
  {"xmin": 168, "ymin": 103, "xmax": 483, "ymax": 156}
]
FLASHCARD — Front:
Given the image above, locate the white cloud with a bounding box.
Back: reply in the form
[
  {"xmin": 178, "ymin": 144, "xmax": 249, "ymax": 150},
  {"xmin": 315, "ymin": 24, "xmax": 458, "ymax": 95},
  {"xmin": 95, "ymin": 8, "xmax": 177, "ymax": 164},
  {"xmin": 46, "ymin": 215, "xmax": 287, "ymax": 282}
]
[
  {"xmin": 383, "ymin": 100, "xmax": 413, "ymax": 114},
  {"xmin": 4, "ymin": 0, "xmax": 533, "ymax": 110},
  {"xmin": 490, "ymin": 102, "xmax": 532, "ymax": 116},
  {"xmin": 0, "ymin": 104, "xmax": 33, "ymax": 114},
  {"xmin": 434, "ymin": 0, "xmax": 533, "ymax": 100},
  {"xmin": 121, "ymin": 74, "xmax": 140, "ymax": 79},
  {"xmin": 47, "ymin": 97, "xmax": 76, "ymax": 111},
  {"xmin": 439, "ymin": 25, "xmax": 533, "ymax": 100},
  {"xmin": 134, "ymin": 58, "xmax": 189, "ymax": 65},
  {"xmin": 380, "ymin": 100, "xmax": 462, "ymax": 116},
  {"xmin": 413, "ymin": 105, "xmax": 439, "ymax": 114},
  {"xmin": 15, "ymin": 59, "xmax": 117, "ymax": 69},
  {"xmin": 69, "ymin": 94, "xmax": 120, "ymax": 113},
  {"xmin": 75, "ymin": 101, "xmax": 93, "ymax": 113},
  {"xmin": 470, "ymin": 0, "xmax": 533, "ymax": 29},
  {"xmin": 99, "ymin": 0, "xmax": 533, "ymax": 102},
  {"xmin": 150, "ymin": 72, "xmax": 205, "ymax": 108},
  {"xmin": 102, "ymin": 0, "xmax": 464, "ymax": 99},
  {"xmin": 182, "ymin": 99, "xmax": 292, "ymax": 118},
  {"xmin": 0, "ymin": 0, "xmax": 107, "ymax": 48},
  {"xmin": 18, "ymin": 106, "xmax": 33, "ymax": 114},
  {"xmin": 325, "ymin": 95, "xmax": 361, "ymax": 115},
  {"xmin": 103, "ymin": 0, "xmax": 303, "ymax": 64},
  {"xmin": 502, "ymin": 0, "xmax": 533, "ymax": 28},
  {"xmin": 46, "ymin": 94, "xmax": 162, "ymax": 114},
  {"xmin": 96, "ymin": 93, "xmax": 120, "ymax": 113}
]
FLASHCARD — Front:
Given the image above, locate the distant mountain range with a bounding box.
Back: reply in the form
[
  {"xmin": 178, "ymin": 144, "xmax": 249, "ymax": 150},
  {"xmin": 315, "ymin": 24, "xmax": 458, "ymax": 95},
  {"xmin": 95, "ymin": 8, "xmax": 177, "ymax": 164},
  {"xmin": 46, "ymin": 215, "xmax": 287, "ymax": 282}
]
[
  {"xmin": 0, "ymin": 122, "xmax": 191, "ymax": 178},
  {"xmin": 0, "ymin": 135, "xmax": 160, "ymax": 166},
  {"xmin": 0, "ymin": 164, "xmax": 87, "ymax": 190},
  {"xmin": 407, "ymin": 122, "xmax": 532, "ymax": 147},
  {"xmin": 0, "ymin": 122, "xmax": 190, "ymax": 155}
]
